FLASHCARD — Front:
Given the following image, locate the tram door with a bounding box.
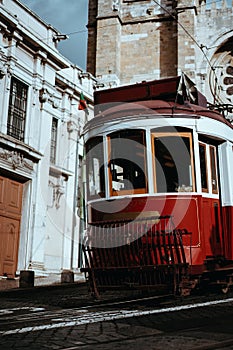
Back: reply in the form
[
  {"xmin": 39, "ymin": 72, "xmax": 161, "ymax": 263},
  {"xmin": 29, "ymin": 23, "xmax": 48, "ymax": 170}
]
[
  {"xmin": 0, "ymin": 176, "xmax": 23, "ymax": 277},
  {"xmin": 199, "ymin": 142, "xmax": 222, "ymax": 257}
]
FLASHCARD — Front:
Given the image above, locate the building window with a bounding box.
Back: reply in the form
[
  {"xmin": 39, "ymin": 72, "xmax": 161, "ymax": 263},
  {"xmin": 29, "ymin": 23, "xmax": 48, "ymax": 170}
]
[
  {"xmin": 7, "ymin": 78, "xmax": 28, "ymax": 141},
  {"xmin": 152, "ymin": 132, "xmax": 195, "ymax": 193},
  {"xmin": 108, "ymin": 129, "xmax": 147, "ymax": 196},
  {"xmin": 50, "ymin": 118, "xmax": 58, "ymax": 164}
]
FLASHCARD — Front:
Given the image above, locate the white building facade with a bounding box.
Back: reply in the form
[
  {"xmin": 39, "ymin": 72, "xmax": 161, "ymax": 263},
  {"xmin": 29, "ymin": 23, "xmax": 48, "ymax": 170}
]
[{"xmin": 0, "ymin": 0, "xmax": 95, "ymax": 281}]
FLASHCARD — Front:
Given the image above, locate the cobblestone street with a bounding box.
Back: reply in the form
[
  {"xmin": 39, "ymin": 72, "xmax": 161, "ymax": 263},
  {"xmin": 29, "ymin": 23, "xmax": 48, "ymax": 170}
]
[{"xmin": 1, "ymin": 283, "xmax": 233, "ymax": 349}]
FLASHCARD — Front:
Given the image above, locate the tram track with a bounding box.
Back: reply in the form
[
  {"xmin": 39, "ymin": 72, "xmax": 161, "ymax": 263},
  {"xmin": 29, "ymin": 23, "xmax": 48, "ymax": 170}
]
[
  {"xmin": 1, "ymin": 289, "xmax": 233, "ymax": 349},
  {"xmin": 2, "ymin": 279, "xmax": 233, "ymax": 311},
  {"xmin": 1, "ymin": 291, "xmax": 233, "ymax": 335},
  {"xmin": 72, "ymin": 289, "xmax": 233, "ymax": 311}
]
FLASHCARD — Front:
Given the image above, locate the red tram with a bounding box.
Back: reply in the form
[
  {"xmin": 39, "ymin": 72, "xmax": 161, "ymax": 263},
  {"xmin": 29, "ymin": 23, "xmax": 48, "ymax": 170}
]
[{"xmin": 81, "ymin": 76, "xmax": 233, "ymax": 297}]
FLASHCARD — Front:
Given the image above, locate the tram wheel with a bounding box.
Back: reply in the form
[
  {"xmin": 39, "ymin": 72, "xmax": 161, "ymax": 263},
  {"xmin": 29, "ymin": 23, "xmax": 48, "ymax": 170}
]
[
  {"xmin": 218, "ymin": 276, "xmax": 233, "ymax": 294},
  {"xmin": 221, "ymin": 285, "xmax": 230, "ymax": 294}
]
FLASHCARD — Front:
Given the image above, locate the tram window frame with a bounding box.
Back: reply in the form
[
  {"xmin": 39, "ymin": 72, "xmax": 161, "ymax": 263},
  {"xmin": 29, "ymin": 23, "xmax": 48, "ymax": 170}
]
[
  {"xmin": 108, "ymin": 129, "xmax": 148, "ymax": 196},
  {"xmin": 209, "ymin": 145, "xmax": 218, "ymax": 194},
  {"xmin": 85, "ymin": 136, "xmax": 105, "ymax": 199},
  {"xmin": 198, "ymin": 140, "xmax": 219, "ymax": 195},
  {"xmin": 151, "ymin": 132, "xmax": 195, "ymax": 193},
  {"xmin": 199, "ymin": 142, "xmax": 209, "ymax": 192}
]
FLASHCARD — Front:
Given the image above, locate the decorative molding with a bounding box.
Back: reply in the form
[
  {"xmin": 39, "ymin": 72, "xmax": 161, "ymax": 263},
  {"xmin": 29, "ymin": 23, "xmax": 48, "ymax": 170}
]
[
  {"xmin": 0, "ymin": 48, "xmax": 8, "ymax": 79},
  {"xmin": 39, "ymin": 88, "xmax": 48, "ymax": 103},
  {"xmin": 0, "ymin": 61, "xmax": 7, "ymax": 79},
  {"xmin": 48, "ymin": 178, "xmax": 65, "ymax": 209},
  {"xmin": 49, "ymin": 164, "xmax": 73, "ymax": 180},
  {"xmin": 39, "ymin": 88, "xmax": 60, "ymax": 109},
  {"xmin": 67, "ymin": 120, "xmax": 80, "ymax": 134},
  {"xmin": 0, "ymin": 147, "xmax": 34, "ymax": 172}
]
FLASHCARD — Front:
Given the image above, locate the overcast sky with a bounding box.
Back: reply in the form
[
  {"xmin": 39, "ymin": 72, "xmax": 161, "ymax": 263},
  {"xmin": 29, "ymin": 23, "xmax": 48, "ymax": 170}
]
[{"xmin": 20, "ymin": 0, "xmax": 88, "ymax": 69}]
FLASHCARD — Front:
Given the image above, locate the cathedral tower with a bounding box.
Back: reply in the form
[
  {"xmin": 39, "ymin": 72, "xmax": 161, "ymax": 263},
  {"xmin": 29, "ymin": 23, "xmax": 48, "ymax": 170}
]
[
  {"xmin": 87, "ymin": 0, "xmax": 178, "ymax": 87},
  {"xmin": 88, "ymin": 0, "xmax": 233, "ymax": 117}
]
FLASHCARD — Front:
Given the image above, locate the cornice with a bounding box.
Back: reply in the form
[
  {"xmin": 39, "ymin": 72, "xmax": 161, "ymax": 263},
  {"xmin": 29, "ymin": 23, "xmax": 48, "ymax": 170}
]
[{"xmin": 0, "ymin": 133, "xmax": 42, "ymax": 162}]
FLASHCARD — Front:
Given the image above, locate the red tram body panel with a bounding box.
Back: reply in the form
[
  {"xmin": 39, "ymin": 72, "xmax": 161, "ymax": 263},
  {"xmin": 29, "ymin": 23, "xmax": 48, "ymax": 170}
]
[
  {"xmin": 222, "ymin": 206, "xmax": 233, "ymax": 260},
  {"xmin": 81, "ymin": 76, "xmax": 233, "ymax": 296},
  {"xmin": 88, "ymin": 195, "xmax": 223, "ymax": 270}
]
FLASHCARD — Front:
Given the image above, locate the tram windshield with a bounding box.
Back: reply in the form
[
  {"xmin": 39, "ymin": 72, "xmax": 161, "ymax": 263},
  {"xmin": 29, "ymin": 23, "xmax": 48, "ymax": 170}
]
[
  {"xmin": 152, "ymin": 132, "xmax": 195, "ymax": 193},
  {"xmin": 108, "ymin": 129, "xmax": 147, "ymax": 195},
  {"xmin": 85, "ymin": 130, "xmax": 195, "ymax": 199}
]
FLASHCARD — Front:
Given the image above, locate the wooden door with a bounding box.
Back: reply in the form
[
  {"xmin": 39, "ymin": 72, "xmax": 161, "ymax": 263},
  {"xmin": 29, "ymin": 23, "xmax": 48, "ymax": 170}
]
[{"xmin": 0, "ymin": 176, "xmax": 23, "ymax": 277}]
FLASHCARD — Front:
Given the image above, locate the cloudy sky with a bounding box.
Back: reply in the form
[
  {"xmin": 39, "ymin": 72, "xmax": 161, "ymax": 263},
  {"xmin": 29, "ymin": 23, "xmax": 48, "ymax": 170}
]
[{"xmin": 20, "ymin": 0, "xmax": 88, "ymax": 69}]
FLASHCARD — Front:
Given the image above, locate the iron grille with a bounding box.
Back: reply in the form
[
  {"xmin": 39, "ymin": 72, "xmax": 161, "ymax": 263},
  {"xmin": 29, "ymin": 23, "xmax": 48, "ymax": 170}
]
[{"xmin": 7, "ymin": 78, "xmax": 28, "ymax": 141}]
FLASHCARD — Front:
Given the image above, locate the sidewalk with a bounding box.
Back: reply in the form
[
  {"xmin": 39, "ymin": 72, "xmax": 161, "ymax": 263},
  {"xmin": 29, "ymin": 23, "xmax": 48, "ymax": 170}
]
[
  {"xmin": 0, "ymin": 274, "xmax": 92, "ymax": 310},
  {"xmin": 0, "ymin": 272, "xmax": 138, "ymax": 309},
  {"xmin": 0, "ymin": 272, "xmax": 142, "ymax": 309},
  {"xmin": 0, "ymin": 271, "xmax": 86, "ymax": 291}
]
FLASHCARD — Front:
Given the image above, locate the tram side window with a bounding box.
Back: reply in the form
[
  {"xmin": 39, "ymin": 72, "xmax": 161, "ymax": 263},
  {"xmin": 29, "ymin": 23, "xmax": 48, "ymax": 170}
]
[
  {"xmin": 85, "ymin": 137, "xmax": 105, "ymax": 198},
  {"xmin": 152, "ymin": 132, "xmax": 195, "ymax": 193},
  {"xmin": 199, "ymin": 143, "xmax": 208, "ymax": 192},
  {"xmin": 210, "ymin": 146, "xmax": 218, "ymax": 194},
  {"xmin": 108, "ymin": 129, "xmax": 147, "ymax": 195},
  {"xmin": 198, "ymin": 142, "xmax": 218, "ymax": 194}
]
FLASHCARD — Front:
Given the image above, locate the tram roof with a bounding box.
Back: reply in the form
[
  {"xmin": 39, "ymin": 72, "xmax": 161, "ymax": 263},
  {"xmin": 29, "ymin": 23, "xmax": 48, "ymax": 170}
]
[
  {"xmin": 84, "ymin": 76, "xmax": 232, "ymax": 132},
  {"xmin": 94, "ymin": 76, "xmax": 207, "ymax": 110}
]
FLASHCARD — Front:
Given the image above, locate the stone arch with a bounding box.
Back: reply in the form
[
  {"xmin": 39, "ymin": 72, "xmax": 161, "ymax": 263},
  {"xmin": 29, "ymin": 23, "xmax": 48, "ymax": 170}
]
[{"xmin": 207, "ymin": 32, "xmax": 233, "ymax": 106}]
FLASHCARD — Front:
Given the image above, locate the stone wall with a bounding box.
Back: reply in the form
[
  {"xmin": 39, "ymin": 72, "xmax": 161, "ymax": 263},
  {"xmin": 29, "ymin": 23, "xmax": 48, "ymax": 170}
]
[
  {"xmin": 88, "ymin": 0, "xmax": 178, "ymax": 86},
  {"xmin": 88, "ymin": 0, "xmax": 233, "ymax": 110}
]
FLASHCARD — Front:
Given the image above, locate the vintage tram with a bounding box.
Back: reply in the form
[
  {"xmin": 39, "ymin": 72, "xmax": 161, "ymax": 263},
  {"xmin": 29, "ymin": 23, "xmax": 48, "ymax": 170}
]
[{"xmin": 81, "ymin": 76, "xmax": 233, "ymax": 297}]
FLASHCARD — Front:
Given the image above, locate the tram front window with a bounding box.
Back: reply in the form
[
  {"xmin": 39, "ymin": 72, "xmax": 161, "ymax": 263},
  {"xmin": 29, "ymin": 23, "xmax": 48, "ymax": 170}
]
[
  {"xmin": 86, "ymin": 137, "xmax": 105, "ymax": 199},
  {"xmin": 152, "ymin": 132, "xmax": 195, "ymax": 193},
  {"xmin": 108, "ymin": 129, "xmax": 147, "ymax": 195}
]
